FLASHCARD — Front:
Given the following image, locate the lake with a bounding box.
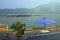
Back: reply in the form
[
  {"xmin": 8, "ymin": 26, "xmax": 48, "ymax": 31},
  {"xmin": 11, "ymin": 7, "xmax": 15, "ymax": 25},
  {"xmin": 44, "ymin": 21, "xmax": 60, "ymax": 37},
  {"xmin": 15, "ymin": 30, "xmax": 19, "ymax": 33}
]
[{"xmin": 0, "ymin": 14, "xmax": 60, "ymax": 29}]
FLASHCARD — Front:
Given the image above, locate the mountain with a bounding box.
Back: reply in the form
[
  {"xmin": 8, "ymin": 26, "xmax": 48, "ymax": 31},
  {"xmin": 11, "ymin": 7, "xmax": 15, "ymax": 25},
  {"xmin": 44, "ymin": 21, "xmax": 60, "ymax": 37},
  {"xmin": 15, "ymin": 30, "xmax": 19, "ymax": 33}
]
[
  {"xmin": 0, "ymin": 8, "xmax": 32, "ymax": 14},
  {"xmin": 32, "ymin": 3, "xmax": 60, "ymax": 14},
  {"xmin": 0, "ymin": 3, "xmax": 60, "ymax": 14}
]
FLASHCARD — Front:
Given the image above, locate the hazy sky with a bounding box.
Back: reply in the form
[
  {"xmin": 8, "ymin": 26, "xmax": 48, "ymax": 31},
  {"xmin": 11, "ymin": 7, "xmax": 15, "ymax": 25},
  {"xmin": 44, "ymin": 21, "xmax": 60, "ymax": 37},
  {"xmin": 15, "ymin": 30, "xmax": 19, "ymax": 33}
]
[{"xmin": 0, "ymin": 0, "xmax": 60, "ymax": 9}]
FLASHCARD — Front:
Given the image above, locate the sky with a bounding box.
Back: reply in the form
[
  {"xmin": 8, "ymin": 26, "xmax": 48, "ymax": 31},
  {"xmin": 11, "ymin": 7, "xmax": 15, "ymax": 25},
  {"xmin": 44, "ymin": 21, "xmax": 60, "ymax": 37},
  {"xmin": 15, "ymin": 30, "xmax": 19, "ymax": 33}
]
[{"xmin": 0, "ymin": 0, "xmax": 60, "ymax": 9}]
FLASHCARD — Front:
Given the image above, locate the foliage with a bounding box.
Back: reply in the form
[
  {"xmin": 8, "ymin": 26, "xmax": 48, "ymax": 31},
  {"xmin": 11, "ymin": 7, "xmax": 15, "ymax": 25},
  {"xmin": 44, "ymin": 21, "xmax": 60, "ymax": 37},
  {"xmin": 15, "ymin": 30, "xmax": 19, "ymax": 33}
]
[{"xmin": 11, "ymin": 21, "xmax": 25, "ymax": 35}]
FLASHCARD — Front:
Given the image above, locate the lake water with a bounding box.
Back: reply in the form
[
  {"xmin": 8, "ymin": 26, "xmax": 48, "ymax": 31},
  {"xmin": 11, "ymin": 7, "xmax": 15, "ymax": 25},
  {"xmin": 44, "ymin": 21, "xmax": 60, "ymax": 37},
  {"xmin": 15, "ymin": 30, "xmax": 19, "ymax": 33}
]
[{"xmin": 0, "ymin": 14, "xmax": 60, "ymax": 29}]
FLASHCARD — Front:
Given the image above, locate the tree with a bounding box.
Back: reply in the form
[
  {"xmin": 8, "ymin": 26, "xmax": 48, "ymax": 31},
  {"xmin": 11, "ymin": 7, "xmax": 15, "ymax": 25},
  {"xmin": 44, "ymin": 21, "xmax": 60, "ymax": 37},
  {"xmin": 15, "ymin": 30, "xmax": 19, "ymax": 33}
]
[{"xmin": 11, "ymin": 21, "xmax": 25, "ymax": 40}]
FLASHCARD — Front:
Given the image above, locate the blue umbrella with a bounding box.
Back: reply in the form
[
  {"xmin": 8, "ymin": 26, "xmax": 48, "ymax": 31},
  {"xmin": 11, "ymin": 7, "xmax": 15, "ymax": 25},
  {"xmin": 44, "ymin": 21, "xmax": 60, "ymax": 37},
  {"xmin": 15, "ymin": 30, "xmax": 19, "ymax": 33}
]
[{"xmin": 35, "ymin": 18, "xmax": 55, "ymax": 29}]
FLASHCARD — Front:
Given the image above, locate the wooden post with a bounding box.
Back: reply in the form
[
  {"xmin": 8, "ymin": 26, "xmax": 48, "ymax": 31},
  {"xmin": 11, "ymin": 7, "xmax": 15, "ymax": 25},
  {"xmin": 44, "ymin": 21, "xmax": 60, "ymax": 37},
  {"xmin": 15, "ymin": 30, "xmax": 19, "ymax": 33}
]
[{"xmin": 6, "ymin": 25, "xmax": 8, "ymax": 32}]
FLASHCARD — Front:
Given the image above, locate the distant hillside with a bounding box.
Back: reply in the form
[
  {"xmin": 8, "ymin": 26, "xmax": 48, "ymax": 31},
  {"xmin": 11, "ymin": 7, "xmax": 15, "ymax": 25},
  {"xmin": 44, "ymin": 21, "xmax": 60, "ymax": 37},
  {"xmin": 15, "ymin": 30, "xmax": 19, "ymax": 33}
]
[
  {"xmin": 0, "ymin": 8, "xmax": 32, "ymax": 14},
  {"xmin": 32, "ymin": 3, "xmax": 60, "ymax": 14},
  {"xmin": 0, "ymin": 3, "xmax": 60, "ymax": 14}
]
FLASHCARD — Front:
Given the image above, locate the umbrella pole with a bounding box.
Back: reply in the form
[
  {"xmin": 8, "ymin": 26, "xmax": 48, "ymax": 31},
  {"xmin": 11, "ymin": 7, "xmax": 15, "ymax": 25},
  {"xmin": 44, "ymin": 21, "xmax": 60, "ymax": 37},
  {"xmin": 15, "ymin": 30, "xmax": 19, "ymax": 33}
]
[{"xmin": 44, "ymin": 24, "xmax": 46, "ymax": 30}]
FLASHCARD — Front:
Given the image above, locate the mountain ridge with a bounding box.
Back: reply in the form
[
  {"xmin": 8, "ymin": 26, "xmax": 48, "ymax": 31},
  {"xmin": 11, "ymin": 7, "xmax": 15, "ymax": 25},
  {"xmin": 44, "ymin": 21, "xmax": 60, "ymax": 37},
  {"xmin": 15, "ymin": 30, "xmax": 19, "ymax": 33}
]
[
  {"xmin": 0, "ymin": 3, "xmax": 60, "ymax": 14},
  {"xmin": 0, "ymin": 8, "xmax": 32, "ymax": 14}
]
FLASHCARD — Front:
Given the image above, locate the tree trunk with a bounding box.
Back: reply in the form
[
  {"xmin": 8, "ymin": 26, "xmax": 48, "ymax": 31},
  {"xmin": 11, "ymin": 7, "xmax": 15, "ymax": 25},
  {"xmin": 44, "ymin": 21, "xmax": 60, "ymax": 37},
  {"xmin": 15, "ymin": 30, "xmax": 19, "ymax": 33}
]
[{"xmin": 17, "ymin": 35, "xmax": 23, "ymax": 40}]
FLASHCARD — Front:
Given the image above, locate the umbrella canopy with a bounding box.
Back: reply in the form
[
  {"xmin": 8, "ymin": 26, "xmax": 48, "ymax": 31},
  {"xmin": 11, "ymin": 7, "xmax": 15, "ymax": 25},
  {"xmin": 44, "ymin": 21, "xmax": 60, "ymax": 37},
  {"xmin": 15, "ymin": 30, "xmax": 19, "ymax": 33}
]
[
  {"xmin": 35, "ymin": 18, "xmax": 55, "ymax": 25},
  {"xmin": 35, "ymin": 18, "xmax": 55, "ymax": 30}
]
